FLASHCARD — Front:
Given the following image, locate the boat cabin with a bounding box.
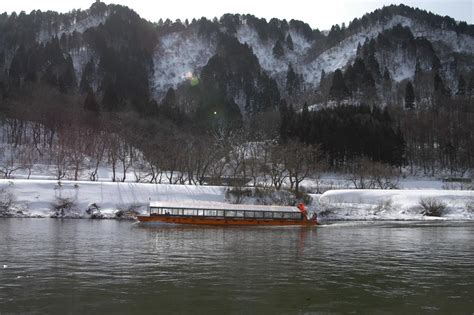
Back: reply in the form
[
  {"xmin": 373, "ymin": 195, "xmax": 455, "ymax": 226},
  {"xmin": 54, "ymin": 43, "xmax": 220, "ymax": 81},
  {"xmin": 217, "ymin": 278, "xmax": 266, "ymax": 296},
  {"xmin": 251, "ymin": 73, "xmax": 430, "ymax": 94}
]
[{"xmin": 149, "ymin": 201, "xmax": 306, "ymax": 220}]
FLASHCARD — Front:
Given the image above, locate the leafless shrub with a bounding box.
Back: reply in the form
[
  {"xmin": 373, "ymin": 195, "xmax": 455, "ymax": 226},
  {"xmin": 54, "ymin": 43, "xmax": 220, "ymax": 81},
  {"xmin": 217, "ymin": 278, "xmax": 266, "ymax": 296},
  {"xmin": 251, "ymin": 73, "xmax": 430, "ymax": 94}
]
[
  {"xmin": 441, "ymin": 181, "xmax": 472, "ymax": 191},
  {"xmin": 466, "ymin": 199, "xmax": 474, "ymax": 213},
  {"xmin": 0, "ymin": 147, "xmax": 24, "ymax": 179},
  {"xmin": 51, "ymin": 197, "xmax": 77, "ymax": 218},
  {"xmin": 347, "ymin": 158, "xmax": 399, "ymax": 189},
  {"xmin": 254, "ymin": 187, "xmax": 312, "ymax": 206},
  {"xmin": 225, "ymin": 187, "xmax": 252, "ymax": 204},
  {"xmin": 86, "ymin": 203, "xmax": 104, "ymax": 219},
  {"xmin": 0, "ymin": 187, "xmax": 16, "ymax": 216},
  {"xmin": 115, "ymin": 203, "xmax": 143, "ymax": 219},
  {"xmin": 419, "ymin": 197, "xmax": 446, "ymax": 217},
  {"xmin": 372, "ymin": 198, "xmax": 394, "ymax": 215}
]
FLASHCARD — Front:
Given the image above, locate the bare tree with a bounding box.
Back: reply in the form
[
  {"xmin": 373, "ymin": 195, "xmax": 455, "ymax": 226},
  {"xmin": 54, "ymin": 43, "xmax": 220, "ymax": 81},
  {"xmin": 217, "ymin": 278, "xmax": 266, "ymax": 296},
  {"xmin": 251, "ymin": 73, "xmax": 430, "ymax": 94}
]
[
  {"xmin": 246, "ymin": 142, "xmax": 266, "ymax": 187},
  {"xmin": 88, "ymin": 133, "xmax": 106, "ymax": 181},
  {"xmin": 284, "ymin": 142, "xmax": 322, "ymax": 194},
  {"xmin": 19, "ymin": 145, "xmax": 39, "ymax": 179},
  {"xmin": 106, "ymin": 133, "xmax": 120, "ymax": 182},
  {"xmin": 268, "ymin": 144, "xmax": 288, "ymax": 190},
  {"xmin": 0, "ymin": 147, "xmax": 23, "ymax": 178},
  {"xmin": 51, "ymin": 137, "xmax": 70, "ymax": 180},
  {"xmin": 118, "ymin": 140, "xmax": 133, "ymax": 182}
]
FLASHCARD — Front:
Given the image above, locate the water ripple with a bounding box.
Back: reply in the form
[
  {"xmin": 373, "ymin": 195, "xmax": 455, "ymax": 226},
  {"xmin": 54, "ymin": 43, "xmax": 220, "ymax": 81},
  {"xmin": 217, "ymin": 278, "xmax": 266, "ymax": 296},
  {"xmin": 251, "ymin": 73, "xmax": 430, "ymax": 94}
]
[{"xmin": 0, "ymin": 219, "xmax": 473, "ymax": 313}]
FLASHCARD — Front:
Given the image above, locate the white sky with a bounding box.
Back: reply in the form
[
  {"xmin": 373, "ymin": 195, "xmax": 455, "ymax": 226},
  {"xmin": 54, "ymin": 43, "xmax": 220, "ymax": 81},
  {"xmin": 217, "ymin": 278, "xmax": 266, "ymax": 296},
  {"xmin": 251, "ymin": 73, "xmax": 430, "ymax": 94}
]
[{"xmin": 2, "ymin": 0, "xmax": 473, "ymax": 30}]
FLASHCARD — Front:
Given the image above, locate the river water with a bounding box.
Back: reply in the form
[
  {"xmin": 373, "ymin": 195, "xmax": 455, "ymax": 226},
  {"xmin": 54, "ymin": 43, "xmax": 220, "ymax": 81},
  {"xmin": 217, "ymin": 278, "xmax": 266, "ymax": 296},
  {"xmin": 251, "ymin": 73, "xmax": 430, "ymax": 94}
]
[{"xmin": 0, "ymin": 219, "xmax": 473, "ymax": 313}]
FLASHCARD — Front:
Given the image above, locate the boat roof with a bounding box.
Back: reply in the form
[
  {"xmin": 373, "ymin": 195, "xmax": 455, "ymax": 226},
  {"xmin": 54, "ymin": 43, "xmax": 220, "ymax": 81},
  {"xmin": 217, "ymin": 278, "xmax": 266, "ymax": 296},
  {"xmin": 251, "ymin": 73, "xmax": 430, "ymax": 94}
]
[{"xmin": 149, "ymin": 201, "xmax": 301, "ymax": 212}]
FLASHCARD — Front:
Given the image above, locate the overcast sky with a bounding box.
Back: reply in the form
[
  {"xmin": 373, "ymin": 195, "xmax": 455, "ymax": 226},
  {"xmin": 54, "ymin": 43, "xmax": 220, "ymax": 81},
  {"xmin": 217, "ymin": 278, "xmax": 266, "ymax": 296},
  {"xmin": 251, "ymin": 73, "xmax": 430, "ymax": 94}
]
[{"xmin": 2, "ymin": 0, "xmax": 473, "ymax": 30}]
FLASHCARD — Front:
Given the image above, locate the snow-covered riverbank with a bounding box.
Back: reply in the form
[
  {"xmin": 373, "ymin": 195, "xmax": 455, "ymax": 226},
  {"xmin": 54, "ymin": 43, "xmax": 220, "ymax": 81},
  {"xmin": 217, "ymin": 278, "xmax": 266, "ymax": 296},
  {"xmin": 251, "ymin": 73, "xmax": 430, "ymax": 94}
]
[
  {"xmin": 317, "ymin": 189, "xmax": 474, "ymax": 221},
  {"xmin": 0, "ymin": 179, "xmax": 226, "ymax": 218},
  {"xmin": 1, "ymin": 179, "xmax": 473, "ymax": 220}
]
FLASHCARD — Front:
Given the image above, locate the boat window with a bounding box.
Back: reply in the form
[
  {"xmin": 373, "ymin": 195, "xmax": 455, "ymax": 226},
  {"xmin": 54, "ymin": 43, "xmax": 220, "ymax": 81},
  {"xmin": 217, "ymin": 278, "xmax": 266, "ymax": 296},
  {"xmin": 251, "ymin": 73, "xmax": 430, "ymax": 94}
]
[
  {"xmin": 183, "ymin": 209, "xmax": 192, "ymax": 216},
  {"xmin": 226, "ymin": 211, "xmax": 236, "ymax": 217},
  {"xmin": 170, "ymin": 209, "xmax": 178, "ymax": 215},
  {"xmin": 254, "ymin": 211, "xmax": 264, "ymax": 218},
  {"xmin": 264, "ymin": 212, "xmax": 273, "ymax": 218},
  {"xmin": 273, "ymin": 212, "xmax": 282, "ymax": 218},
  {"xmin": 217, "ymin": 210, "xmax": 224, "ymax": 217},
  {"xmin": 197, "ymin": 210, "xmax": 204, "ymax": 216},
  {"xmin": 244, "ymin": 211, "xmax": 255, "ymax": 218},
  {"xmin": 283, "ymin": 212, "xmax": 293, "ymax": 219},
  {"xmin": 235, "ymin": 211, "xmax": 244, "ymax": 217}
]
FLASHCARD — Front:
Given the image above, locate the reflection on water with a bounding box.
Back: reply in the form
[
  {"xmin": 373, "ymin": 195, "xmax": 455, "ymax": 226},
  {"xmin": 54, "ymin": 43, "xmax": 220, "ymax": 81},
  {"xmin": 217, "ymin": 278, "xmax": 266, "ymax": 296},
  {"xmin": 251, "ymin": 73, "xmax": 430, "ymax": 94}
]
[{"xmin": 0, "ymin": 219, "xmax": 473, "ymax": 313}]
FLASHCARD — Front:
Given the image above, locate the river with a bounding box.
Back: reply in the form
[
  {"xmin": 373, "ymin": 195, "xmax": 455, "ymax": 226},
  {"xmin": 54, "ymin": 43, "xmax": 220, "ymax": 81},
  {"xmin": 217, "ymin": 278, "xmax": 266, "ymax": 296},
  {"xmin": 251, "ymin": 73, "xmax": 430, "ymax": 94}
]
[{"xmin": 0, "ymin": 219, "xmax": 473, "ymax": 313}]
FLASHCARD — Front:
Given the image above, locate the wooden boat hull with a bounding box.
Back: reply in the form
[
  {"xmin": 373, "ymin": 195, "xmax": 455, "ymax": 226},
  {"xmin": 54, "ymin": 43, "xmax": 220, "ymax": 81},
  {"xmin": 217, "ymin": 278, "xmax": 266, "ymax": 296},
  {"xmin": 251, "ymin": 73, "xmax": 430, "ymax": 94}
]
[{"xmin": 136, "ymin": 215, "xmax": 317, "ymax": 226}]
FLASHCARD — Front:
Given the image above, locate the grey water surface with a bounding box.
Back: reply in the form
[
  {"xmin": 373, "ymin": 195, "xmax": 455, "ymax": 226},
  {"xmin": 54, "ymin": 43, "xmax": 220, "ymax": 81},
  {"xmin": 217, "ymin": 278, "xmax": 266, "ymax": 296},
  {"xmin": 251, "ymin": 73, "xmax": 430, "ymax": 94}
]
[{"xmin": 0, "ymin": 219, "xmax": 473, "ymax": 314}]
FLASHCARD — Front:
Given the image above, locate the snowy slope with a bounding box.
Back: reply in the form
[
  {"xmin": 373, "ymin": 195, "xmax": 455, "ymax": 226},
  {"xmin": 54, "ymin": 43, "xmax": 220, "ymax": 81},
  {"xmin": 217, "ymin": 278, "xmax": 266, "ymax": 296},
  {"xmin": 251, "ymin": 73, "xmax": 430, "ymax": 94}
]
[
  {"xmin": 235, "ymin": 25, "xmax": 311, "ymax": 77},
  {"xmin": 2, "ymin": 179, "xmax": 473, "ymax": 221},
  {"xmin": 303, "ymin": 15, "xmax": 474, "ymax": 85},
  {"xmin": 69, "ymin": 47, "xmax": 96, "ymax": 84},
  {"xmin": 1, "ymin": 179, "xmax": 226, "ymax": 218},
  {"xmin": 317, "ymin": 189, "xmax": 474, "ymax": 221},
  {"xmin": 37, "ymin": 14, "xmax": 107, "ymax": 43},
  {"xmin": 152, "ymin": 30, "xmax": 217, "ymax": 96}
]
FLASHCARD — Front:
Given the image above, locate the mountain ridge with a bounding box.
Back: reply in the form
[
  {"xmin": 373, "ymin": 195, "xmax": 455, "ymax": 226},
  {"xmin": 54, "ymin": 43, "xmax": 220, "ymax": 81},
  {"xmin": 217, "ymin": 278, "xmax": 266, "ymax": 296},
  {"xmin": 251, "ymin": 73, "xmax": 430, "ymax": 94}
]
[{"xmin": 0, "ymin": 2, "xmax": 473, "ymax": 118}]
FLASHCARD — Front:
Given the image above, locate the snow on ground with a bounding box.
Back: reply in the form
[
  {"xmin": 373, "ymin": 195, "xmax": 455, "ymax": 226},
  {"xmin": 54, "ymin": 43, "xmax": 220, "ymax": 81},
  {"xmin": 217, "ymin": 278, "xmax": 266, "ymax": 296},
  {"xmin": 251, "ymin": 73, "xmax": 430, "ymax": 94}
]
[
  {"xmin": 1, "ymin": 178, "xmax": 473, "ymax": 221},
  {"xmin": 300, "ymin": 173, "xmax": 447, "ymax": 192},
  {"xmin": 316, "ymin": 189, "xmax": 474, "ymax": 221},
  {"xmin": 0, "ymin": 179, "xmax": 226, "ymax": 219}
]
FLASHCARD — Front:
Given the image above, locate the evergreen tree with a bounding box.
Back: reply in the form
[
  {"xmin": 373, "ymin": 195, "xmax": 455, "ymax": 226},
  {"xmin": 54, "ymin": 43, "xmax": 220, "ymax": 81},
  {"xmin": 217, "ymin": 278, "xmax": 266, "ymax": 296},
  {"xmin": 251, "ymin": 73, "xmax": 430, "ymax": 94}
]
[
  {"xmin": 414, "ymin": 60, "xmax": 422, "ymax": 85},
  {"xmin": 434, "ymin": 72, "xmax": 450, "ymax": 96},
  {"xmin": 383, "ymin": 68, "xmax": 391, "ymax": 82},
  {"xmin": 285, "ymin": 34, "xmax": 294, "ymax": 51},
  {"xmin": 160, "ymin": 87, "xmax": 183, "ymax": 124},
  {"xmin": 80, "ymin": 58, "xmax": 96, "ymax": 94},
  {"xmin": 84, "ymin": 88, "xmax": 100, "ymax": 113},
  {"xmin": 286, "ymin": 64, "xmax": 300, "ymax": 96},
  {"xmin": 0, "ymin": 50, "xmax": 4, "ymax": 69},
  {"xmin": 298, "ymin": 103, "xmax": 310, "ymax": 143},
  {"xmin": 320, "ymin": 70, "xmax": 326, "ymax": 87},
  {"xmin": 456, "ymin": 75, "xmax": 466, "ymax": 96},
  {"xmin": 272, "ymin": 39, "xmax": 284, "ymax": 58},
  {"xmin": 405, "ymin": 81, "xmax": 415, "ymax": 109},
  {"xmin": 356, "ymin": 42, "xmax": 362, "ymax": 56},
  {"xmin": 279, "ymin": 101, "xmax": 297, "ymax": 142},
  {"xmin": 329, "ymin": 69, "xmax": 350, "ymax": 100},
  {"xmin": 366, "ymin": 52, "xmax": 381, "ymax": 79},
  {"xmin": 59, "ymin": 55, "xmax": 77, "ymax": 93},
  {"xmin": 468, "ymin": 71, "xmax": 474, "ymax": 98},
  {"xmin": 382, "ymin": 68, "xmax": 392, "ymax": 100},
  {"xmin": 102, "ymin": 83, "xmax": 121, "ymax": 111},
  {"xmin": 279, "ymin": 101, "xmax": 290, "ymax": 142}
]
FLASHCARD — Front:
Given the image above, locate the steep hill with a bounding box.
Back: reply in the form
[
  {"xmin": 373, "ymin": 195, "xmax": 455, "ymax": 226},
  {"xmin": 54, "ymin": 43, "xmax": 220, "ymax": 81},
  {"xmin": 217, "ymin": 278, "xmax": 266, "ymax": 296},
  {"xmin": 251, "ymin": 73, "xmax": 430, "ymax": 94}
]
[{"xmin": 0, "ymin": 2, "xmax": 472, "ymax": 118}]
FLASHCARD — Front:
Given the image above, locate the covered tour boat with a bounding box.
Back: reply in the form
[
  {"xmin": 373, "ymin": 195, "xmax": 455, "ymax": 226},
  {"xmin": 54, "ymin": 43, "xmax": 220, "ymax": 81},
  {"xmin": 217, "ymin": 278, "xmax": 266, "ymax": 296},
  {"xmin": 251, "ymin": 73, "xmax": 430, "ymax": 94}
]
[{"xmin": 136, "ymin": 201, "xmax": 317, "ymax": 226}]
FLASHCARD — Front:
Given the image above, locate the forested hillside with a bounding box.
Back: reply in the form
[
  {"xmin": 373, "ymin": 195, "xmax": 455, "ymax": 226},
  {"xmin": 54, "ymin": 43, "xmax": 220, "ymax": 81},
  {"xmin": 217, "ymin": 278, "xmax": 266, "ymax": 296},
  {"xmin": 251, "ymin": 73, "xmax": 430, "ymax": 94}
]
[{"xmin": 0, "ymin": 2, "xmax": 473, "ymax": 185}]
